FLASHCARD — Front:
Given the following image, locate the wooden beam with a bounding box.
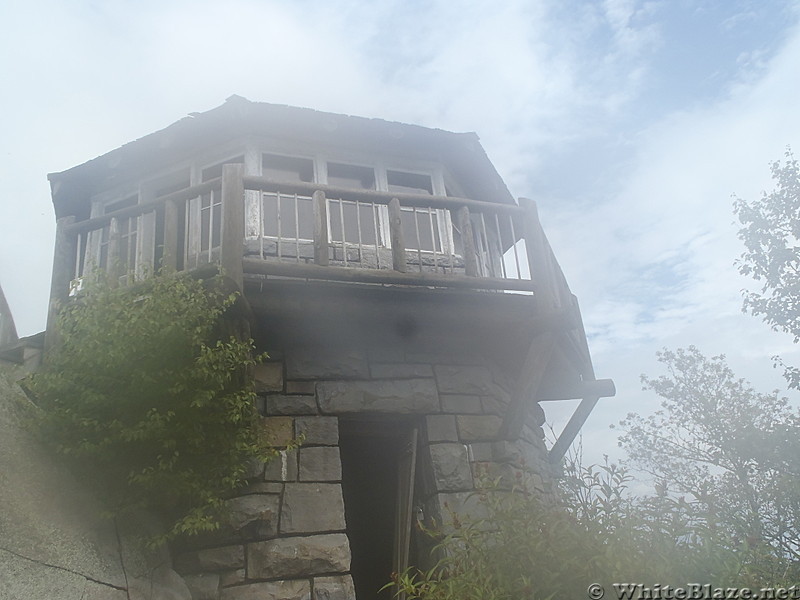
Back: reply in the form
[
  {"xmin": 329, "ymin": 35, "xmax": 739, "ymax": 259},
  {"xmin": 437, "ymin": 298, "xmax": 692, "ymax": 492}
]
[
  {"xmin": 242, "ymin": 257, "xmax": 539, "ymax": 291},
  {"xmin": 162, "ymin": 198, "xmax": 180, "ymax": 271},
  {"xmin": 520, "ymin": 198, "xmax": 557, "ymax": 312},
  {"xmin": 65, "ymin": 179, "xmax": 221, "ymax": 235},
  {"xmin": 500, "ymin": 330, "xmax": 557, "ymax": 440},
  {"xmin": 312, "ymin": 190, "xmax": 329, "ymax": 266},
  {"xmin": 458, "ymin": 206, "xmax": 479, "ymax": 277},
  {"xmin": 221, "ymin": 163, "xmax": 245, "ymax": 290},
  {"xmin": 242, "ymin": 175, "xmax": 525, "ymax": 215},
  {"xmin": 388, "ymin": 197, "xmax": 407, "ymax": 273},
  {"xmin": 537, "ymin": 378, "xmax": 616, "ymax": 401},
  {"xmin": 548, "ymin": 396, "xmax": 600, "ymax": 464},
  {"xmin": 107, "ymin": 217, "xmax": 123, "ymax": 287}
]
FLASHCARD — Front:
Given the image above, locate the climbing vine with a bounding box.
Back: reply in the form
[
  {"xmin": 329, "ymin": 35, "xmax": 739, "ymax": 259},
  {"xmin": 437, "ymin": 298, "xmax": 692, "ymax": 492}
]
[{"xmin": 28, "ymin": 273, "xmax": 274, "ymax": 541}]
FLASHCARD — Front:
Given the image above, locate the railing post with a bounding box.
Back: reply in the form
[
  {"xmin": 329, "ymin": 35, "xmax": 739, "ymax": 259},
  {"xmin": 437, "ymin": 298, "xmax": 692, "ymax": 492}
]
[
  {"xmin": 107, "ymin": 217, "xmax": 123, "ymax": 287},
  {"xmin": 162, "ymin": 198, "xmax": 180, "ymax": 272},
  {"xmin": 388, "ymin": 197, "xmax": 407, "ymax": 273},
  {"xmin": 45, "ymin": 216, "xmax": 77, "ymax": 355},
  {"xmin": 221, "ymin": 163, "xmax": 245, "ymax": 290},
  {"xmin": 457, "ymin": 206, "xmax": 478, "ymax": 277},
  {"xmin": 520, "ymin": 197, "xmax": 557, "ymax": 311},
  {"xmin": 312, "ymin": 190, "xmax": 329, "ymax": 266}
]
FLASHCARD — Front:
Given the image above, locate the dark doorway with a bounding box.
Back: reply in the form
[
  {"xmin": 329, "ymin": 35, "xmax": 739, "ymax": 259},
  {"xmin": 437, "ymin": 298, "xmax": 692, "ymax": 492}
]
[{"xmin": 339, "ymin": 418, "xmax": 417, "ymax": 600}]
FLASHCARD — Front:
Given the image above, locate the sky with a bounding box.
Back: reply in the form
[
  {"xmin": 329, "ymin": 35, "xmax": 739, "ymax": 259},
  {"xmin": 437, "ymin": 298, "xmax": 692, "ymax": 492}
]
[{"xmin": 1, "ymin": 0, "xmax": 799, "ymax": 468}]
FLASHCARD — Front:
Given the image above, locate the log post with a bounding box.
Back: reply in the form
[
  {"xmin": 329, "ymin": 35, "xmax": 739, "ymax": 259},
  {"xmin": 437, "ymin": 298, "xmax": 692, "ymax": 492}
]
[
  {"xmin": 520, "ymin": 197, "xmax": 556, "ymax": 312},
  {"xmin": 107, "ymin": 217, "xmax": 123, "ymax": 287},
  {"xmin": 44, "ymin": 216, "xmax": 77, "ymax": 355},
  {"xmin": 312, "ymin": 190, "xmax": 329, "ymax": 266},
  {"xmin": 388, "ymin": 197, "xmax": 407, "ymax": 273},
  {"xmin": 458, "ymin": 206, "xmax": 478, "ymax": 277},
  {"xmin": 162, "ymin": 198, "xmax": 180, "ymax": 272},
  {"xmin": 221, "ymin": 163, "xmax": 245, "ymax": 290}
]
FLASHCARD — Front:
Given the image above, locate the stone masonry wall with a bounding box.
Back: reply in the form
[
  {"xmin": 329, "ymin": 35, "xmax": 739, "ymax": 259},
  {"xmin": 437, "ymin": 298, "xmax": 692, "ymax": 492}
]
[{"xmin": 173, "ymin": 347, "xmax": 554, "ymax": 600}]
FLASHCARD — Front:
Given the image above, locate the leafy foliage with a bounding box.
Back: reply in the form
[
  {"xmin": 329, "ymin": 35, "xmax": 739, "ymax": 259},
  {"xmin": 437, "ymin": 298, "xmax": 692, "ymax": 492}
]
[
  {"xmin": 618, "ymin": 347, "xmax": 800, "ymax": 582},
  {"xmin": 388, "ymin": 459, "xmax": 757, "ymax": 600},
  {"xmin": 735, "ymin": 149, "xmax": 800, "ymax": 387},
  {"xmin": 27, "ymin": 273, "xmax": 274, "ymax": 541}
]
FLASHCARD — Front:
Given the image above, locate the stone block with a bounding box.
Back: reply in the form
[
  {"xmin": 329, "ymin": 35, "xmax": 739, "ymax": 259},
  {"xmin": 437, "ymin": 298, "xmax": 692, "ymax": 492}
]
[
  {"xmin": 428, "ymin": 443, "xmax": 473, "ymax": 492},
  {"xmin": 174, "ymin": 545, "xmax": 244, "ymax": 574},
  {"xmin": 280, "ymin": 483, "xmax": 346, "ymax": 534},
  {"xmin": 183, "ymin": 573, "xmax": 220, "ymax": 600},
  {"xmin": 287, "ymin": 351, "xmax": 369, "ymax": 379},
  {"xmin": 221, "ymin": 580, "xmax": 311, "ymax": 600},
  {"xmin": 435, "ymin": 491, "xmax": 489, "ymax": 523},
  {"xmin": 317, "ymin": 379, "xmax": 438, "ymax": 414},
  {"xmin": 425, "ymin": 415, "xmax": 458, "ymax": 442},
  {"xmin": 254, "ymin": 362, "xmax": 283, "ymax": 393},
  {"xmin": 528, "ymin": 402, "xmax": 546, "ymax": 427},
  {"xmin": 221, "ymin": 494, "xmax": 280, "ymax": 539},
  {"xmin": 264, "ymin": 449, "xmax": 298, "ymax": 482},
  {"xmin": 366, "ymin": 347, "xmax": 405, "ymax": 362},
  {"xmin": 491, "ymin": 440, "xmax": 522, "ymax": 464},
  {"xmin": 480, "ymin": 395, "xmax": 506, "ymax": 416},
  {"xmin": 219, "ymin": 570, "xmax": 245, "ymax": 587},
  {"xmin": 481, "ymin": 461, "xmax": 525, "ymax": 489},
  {"xmin": 260, "ymin": 416, "xmax": 294, "ymax": 446},
  {"xmin": 295, "ymin": 416, "xmax": 339, "ymax": 446},
  {"xmin": 433, "ymin": 365, "xmax": 496, "ymax": 395},
  {"xmin": 247, "ymin": 534, "xmax": 351, "ymax": 579},
  {"xmin": 369, "ymin": 363, "xmax": 434, "ymax": 379},
  {"xmin": 286, "ymin": 380, "xmax": 317, "ymax": 395},
  {"xmin": 240, "ymin": 481, "xmax": 283, "ymax": 495},
  {"xmin": 467, "ymin": 442, "xmax": 493, "ymax": 462},
  {"xmin": 128, "ymin": 566, "xmax": 192, "ymax": 600},
  {"xmin": 440, "ymin": 394, "xmax": 483, "ymax": 414},
  {"xmin": 242, "ymin": 457, "xmax": 265, "ymax": 480},
  {"xmin": 299, "ymin": 447, "xmax": 342, "ymax": 481},
  {"xmin": 456, "ymin": 415, "xmax": 503, "ymax": 441},
  {"xmin": 313, "ymin": 575, "xmax": 356, "ymax": 600},
  {"xmin": 265, "ymin": 394, "xmax": 318, "ymax": 416},
  {"xmin": 521, "ymin": 424, "xmax": 546, "ymax": 446}
]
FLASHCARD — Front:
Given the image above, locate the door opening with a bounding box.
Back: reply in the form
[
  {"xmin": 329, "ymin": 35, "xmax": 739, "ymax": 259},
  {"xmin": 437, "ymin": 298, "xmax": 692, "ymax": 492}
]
[{"xmin": 339, "ymin": 418, "xmax": 418, "ymax": 600}]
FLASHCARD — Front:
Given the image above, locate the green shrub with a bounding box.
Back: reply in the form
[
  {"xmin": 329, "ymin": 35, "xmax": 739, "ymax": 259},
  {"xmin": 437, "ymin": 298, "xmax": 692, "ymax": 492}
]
[
  {"xmin": 27, "ymin": 273, "xmax": 274, "ymax": 542},
  {"xmin": 388, "ymin": 458, "xmax": 784, "ymax": 600}
]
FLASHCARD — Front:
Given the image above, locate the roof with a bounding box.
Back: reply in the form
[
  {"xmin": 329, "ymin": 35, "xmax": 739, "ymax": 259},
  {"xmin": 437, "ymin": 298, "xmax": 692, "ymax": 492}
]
[{"xmin": 49, "ymin": 96, "xmax": 516, "ymax": 218}]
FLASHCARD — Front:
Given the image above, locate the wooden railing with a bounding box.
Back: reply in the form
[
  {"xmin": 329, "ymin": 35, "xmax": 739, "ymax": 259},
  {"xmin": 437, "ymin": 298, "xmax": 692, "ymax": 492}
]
[{"xmin": 47, "ymin": 164, "xmax": 573, "ymax": 335}]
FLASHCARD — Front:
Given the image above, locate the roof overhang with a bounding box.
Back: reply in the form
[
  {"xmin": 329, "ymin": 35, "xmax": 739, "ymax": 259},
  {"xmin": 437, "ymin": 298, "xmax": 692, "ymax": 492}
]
[{"xmin": 48, "ymin": 95, "xmax": 516, "ymax": 219}]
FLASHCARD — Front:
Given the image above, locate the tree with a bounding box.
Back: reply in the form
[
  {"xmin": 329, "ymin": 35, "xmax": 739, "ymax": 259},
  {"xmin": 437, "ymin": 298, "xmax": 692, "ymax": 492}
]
[
  {"xmin": 617, "ymin": 346, "xmax": 800, "ymax": 582},
  {"xmin": 735, "ymin": 148, "xmax": 800, "ymax": 388},
  {"xmin": 27, "ymin": 273, "xmax": 276, "ymax": 542}
]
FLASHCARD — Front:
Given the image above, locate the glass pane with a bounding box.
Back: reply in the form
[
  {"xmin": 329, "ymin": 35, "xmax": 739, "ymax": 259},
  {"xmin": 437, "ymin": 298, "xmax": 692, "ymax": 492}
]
[
  {"xmin": 202, "ymin": 156, "xmax": 244, "ymax": 182},
  {"xmin": 328, "ymin": 163, "xmax": 376, "ymax": 190},
  {"xmin": 263, "ymin": 154, "xmax": 314, "ymax": 183},
  {"xmin": 387, "ymin": 171, "xmax": 432, "ymax": 195},
  {"xmin": 401, "ymin": 208, "xmax": 439, "ymax": 251}
]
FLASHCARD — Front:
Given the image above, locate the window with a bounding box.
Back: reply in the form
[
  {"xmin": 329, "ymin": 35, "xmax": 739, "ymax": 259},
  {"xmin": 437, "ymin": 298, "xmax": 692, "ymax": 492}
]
[
  {"xmin": 387, "ymin": 170, "xmax": 432, "ymax": 195},
  {"xmin": 327, "ymin": 163, "xmax": 382, "ymax": 246},
  {"xmin": 248, "ymin": 152, "xmax": 453, "ymax": 261},
  {"xmin": 202, "ymin": 155, "xmax": 244, "ymax": 182},
  {"xmin": 262, "ymin": 153, "xmax": 314, "ymax": 183},
  {"xmin": 98, "ymin": 195, "xmax": 138, "ymax": 277},
  {"xmin": 188, "ymin": 156, "xmax": 244, "ymax": 267},
  {"xmin": 328, "ymin": 163, "xmax": 375, "ymax": 190},
  {"xmin": 260, "ymin": 154, "xmax": 315, "ymax": 242}
]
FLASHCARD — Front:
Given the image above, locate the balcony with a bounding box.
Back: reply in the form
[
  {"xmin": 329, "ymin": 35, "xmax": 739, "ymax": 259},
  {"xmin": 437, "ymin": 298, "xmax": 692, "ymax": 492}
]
[{"xmin": 51, "ymin": 164, "xmax": 575, "ymax": 311}]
